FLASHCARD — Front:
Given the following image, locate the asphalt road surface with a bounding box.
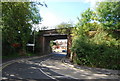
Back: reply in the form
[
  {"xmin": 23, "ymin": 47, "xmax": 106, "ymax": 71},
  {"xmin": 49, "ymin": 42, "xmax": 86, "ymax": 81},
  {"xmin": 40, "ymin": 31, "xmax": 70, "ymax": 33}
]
[
  {"xmin": 2, "ymin": 53, "xmax": 76, "ymax": 81},
  {"xmin": 2, "ymin": 52, "xmax": 119, "ymax": 81}
]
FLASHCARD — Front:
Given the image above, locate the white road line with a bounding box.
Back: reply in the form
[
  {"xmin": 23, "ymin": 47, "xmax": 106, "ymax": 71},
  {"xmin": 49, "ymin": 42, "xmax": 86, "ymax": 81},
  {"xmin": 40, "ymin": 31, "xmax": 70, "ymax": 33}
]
[
  {"xmin": 38, "ymin": 56, "xmax": 60, "ymax": 81},
  {"xmin": 48, "ymin": 67, "xmax": 79, "ymax": 79},
  {"xmin": 2, "ymin": 54, "xmax": 60, "ymax": 80},
  {"xmin": 40, "ymin": 56, "xmax": 79, "ymax": 80},
  {"xmin": 2, "ymin": 54, "xmax": 75, "ymax": 80},
  {"xmin": 2, "ymin": 54, "xmax": 52, "ymax": 69},
  {"xmin": 38, "ymin": 68, "xmax": 59, "ymax": 81},
  {"xmin": 2, "ymin": 60, "xmax": 18, "ymax": 69}
]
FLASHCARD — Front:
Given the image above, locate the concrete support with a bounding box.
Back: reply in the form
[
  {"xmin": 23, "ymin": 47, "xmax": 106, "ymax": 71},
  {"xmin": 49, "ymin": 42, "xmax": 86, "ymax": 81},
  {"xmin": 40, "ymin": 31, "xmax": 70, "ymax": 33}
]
[
  {"xmin": 42, "ymin": 37, "xmax": 45, "ymax": 54},
  {"xmin": 36, "ymin": 36, "xmax": 44, "ymax": 55},
  {"xmin": 44, "ymin": 38, "xmax": 50, "ymax": 54},
  {"xmin": 42, "ymin": 37, "xmax": 52, "ymax": 55},
  {"xmin": 67, "ymin": 35, "xmax": 72, "ymax": 58}
]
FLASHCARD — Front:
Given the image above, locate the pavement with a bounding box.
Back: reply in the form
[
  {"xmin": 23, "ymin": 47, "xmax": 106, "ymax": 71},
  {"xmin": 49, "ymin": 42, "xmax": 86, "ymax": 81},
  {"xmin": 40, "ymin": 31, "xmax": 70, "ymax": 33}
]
[{"xmin": 63, "ymin": 58, "xmax": 120, "ymax": 75}]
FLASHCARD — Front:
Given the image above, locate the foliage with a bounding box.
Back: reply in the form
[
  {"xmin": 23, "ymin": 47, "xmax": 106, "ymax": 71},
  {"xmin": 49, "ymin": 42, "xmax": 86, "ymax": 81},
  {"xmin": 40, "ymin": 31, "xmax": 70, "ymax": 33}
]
[
  {"xmin": 71, "ymin": 3, "xmax": 120, "ymax": 70},
  {"xmin": 72, "ymin": 8, "xmax": 97, "ymax": 37},
  {"xmin": 50, "ymin": 41, "xmax": 57, "ymax": 47},
  {"xmin": 72, "ymin": 30, "xmax": 120, "ymax": 69},
  {"xmin": 2, "ymin": 2, "xmax": 43, "ymax": 55},
  {"xmin": 56, "ymin": 22, "xmax": 73, "ymax": 35},
  {"xmin": 96, "ymin": 2, "xmax": 120, "ymax": 30}
]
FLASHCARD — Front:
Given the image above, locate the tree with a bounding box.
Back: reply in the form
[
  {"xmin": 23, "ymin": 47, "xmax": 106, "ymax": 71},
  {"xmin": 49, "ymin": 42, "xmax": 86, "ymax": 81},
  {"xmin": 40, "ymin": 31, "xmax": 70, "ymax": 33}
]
[
  {"xmin": 2, "ymin": 2, "xmax": 44, "ymax": 55},
  {"xmin": 56, "ymin": 22, "xmax": 73, "ymax": 35},
  {"xmin": 71, "ymin": 3, "xmax": 120, "ymax": 69},
  {"xmin": 73, "ymin": 8, "xmax": 97, "ymax": 38},
  {"xmin": 96, "ymin": 2, "xmax": 120, "ymax": 30}
]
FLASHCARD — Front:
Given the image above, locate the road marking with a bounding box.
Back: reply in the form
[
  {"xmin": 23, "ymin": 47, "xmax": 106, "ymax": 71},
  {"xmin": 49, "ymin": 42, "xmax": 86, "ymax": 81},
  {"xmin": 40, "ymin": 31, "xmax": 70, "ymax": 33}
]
[
  {"xmin": 2, "ymin": 54, "xmax": 77, "ymax": 80},
  {"xmin": 2, "ymin": 60, "xmax": 18, "ymax": 69},
  {"xmin": 50, "ymin": 68, "xmax": 79, "ymax": 79},
  {"xmin": 2, "ymin": 54, "xmax": 59, "ymax": 80},
  {"xmin": 38, "ymin": 68, "xmax": 59, "ymax": 81},
  {"xmin": 38, "ymin": 56, "xmax": 60, "ymax": 81},
  {"xmin": 2, "ymin": 54, "xmax": 52, "ymax": 69},
  {"xmin": 40, "ymin": 56, "xmax": 79, "ymax": 80}
]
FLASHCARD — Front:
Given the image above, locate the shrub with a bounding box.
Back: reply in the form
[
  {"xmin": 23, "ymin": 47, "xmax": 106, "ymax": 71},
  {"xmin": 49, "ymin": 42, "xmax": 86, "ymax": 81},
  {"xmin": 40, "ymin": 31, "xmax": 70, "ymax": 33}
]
[{"xmin": 71, "ymin": 28, "xmax": 120, "ymax": 70}]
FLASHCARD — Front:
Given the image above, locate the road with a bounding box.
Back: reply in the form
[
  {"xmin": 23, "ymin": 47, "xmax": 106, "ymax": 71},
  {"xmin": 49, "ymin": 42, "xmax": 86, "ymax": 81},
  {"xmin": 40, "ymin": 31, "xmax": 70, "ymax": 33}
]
[
  {"xmin": 2, "ymin": 53, "xmax": 75, "ymax": 81},
  {"xmin": 2, "ymin": 52, "xmax": 119, "ymax": 81}
]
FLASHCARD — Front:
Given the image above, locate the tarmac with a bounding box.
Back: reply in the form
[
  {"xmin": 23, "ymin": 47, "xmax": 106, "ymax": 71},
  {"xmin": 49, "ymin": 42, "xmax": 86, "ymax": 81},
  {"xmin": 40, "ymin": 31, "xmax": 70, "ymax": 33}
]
[
  {"xmin": 41, "ymin": 53, "xmax": 120, "ymax": 79},
  {"xmin": 2, "ymin": 52, "xmax": 120, "ymax": 80}
]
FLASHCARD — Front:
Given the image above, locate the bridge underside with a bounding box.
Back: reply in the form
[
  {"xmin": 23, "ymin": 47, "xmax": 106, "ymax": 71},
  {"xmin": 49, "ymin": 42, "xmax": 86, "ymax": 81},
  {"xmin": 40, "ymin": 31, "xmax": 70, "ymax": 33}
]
[
  {"xmin": 38, "ymin": 34, "xmax": 68, "ymax": 55},
  {"xmin": 43, "ymin": 34, "xmax": 67, "ymax": 39}
]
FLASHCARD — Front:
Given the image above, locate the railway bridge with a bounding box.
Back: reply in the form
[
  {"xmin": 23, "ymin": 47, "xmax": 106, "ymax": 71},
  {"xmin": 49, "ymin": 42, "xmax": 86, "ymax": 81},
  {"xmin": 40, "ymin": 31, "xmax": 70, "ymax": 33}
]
[{"xmin": 36, "ymin": 28, "xmax": 72, "ymax": 57}]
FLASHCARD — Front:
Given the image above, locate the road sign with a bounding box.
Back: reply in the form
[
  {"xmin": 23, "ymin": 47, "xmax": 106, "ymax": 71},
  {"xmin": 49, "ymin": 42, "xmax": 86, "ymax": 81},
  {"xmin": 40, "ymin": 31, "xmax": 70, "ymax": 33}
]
[{"xmin": 26, "ymin": 44, "xmax": 35, "ymax": 46}]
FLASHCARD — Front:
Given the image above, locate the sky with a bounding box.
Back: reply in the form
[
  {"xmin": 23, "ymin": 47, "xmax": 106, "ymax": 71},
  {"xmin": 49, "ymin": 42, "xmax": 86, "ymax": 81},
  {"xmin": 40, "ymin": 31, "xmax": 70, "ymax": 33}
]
[{"xmin": 34, "ymin": 0, "xmax": 98, "ymax": 30}]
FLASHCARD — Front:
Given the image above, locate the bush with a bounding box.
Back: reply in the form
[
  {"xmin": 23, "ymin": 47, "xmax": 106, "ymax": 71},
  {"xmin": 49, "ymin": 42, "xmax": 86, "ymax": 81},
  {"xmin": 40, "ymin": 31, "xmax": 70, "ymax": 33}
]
[{"xmin": 71, "ymin": 29, "xmax": 120, "ymax": 70}]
